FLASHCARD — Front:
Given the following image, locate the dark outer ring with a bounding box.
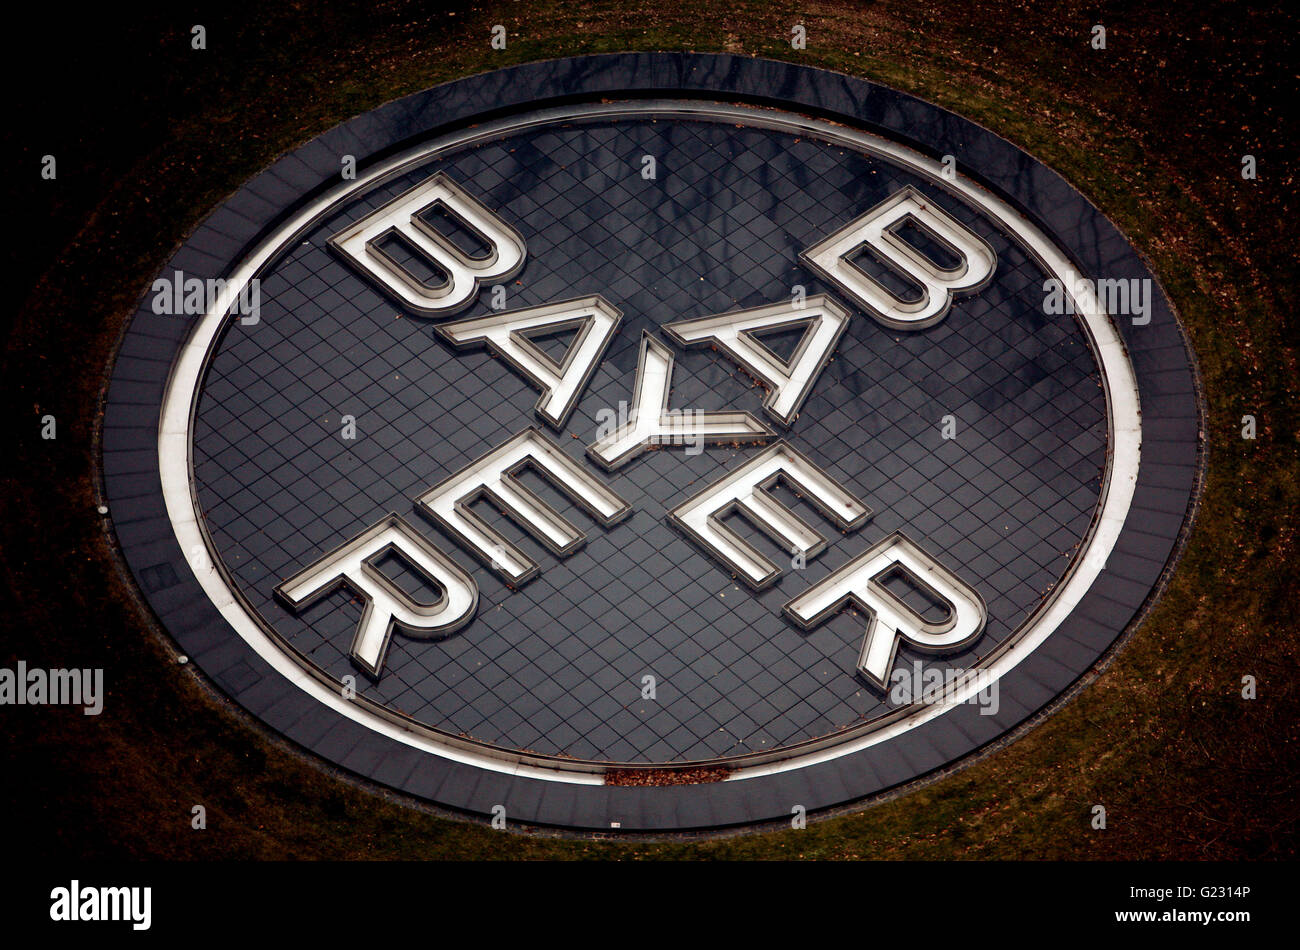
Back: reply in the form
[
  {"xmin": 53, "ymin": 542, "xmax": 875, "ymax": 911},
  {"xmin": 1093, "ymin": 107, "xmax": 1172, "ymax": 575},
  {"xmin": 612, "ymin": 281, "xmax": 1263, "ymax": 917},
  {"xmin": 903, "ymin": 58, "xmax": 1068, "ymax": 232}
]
[{"xmin": 100, "ymin": 53, "xmax": 1202, "ymax": 833}]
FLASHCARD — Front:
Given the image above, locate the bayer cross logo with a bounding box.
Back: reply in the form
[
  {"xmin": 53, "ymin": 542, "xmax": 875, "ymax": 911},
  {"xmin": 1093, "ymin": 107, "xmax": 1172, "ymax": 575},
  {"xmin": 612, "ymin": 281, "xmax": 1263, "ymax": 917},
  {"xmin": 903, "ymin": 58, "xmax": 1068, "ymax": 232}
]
[
  {"xmin": 193, "ymin": 98, "xmax": 1120, "ymax": 770},
  {"xmin": 276, "ymin": 170, "xmax": 995, "ymax": 691},
  {"xmin": 103, "ymin": 55, "xmax": 1199, "ymax": 831}
]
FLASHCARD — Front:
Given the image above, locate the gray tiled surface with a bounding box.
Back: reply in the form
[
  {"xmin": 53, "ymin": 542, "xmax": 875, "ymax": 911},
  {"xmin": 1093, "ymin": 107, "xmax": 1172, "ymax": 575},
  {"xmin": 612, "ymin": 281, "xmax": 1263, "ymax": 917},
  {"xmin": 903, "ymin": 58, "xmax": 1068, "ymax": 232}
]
[
  {"xmin": 102, "ymin": 54, "xmax": 1202, "ymax": 829},
  {"xmin": 192, "ymin": 115, "xmax": 1105, "ymax": 764}
]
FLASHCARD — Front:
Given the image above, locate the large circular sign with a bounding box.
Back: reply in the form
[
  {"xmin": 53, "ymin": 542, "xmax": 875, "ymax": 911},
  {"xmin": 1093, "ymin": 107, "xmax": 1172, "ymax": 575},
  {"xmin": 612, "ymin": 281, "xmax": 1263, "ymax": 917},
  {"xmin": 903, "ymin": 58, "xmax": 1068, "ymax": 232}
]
[{"xmin": 102, "ymin": 54, "xmax": 1201, "ymax": 832}]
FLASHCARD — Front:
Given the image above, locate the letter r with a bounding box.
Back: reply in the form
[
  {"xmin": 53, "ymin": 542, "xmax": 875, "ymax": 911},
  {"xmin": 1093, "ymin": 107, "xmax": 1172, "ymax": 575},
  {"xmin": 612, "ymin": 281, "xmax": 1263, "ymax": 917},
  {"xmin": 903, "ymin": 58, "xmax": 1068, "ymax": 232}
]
[
  {"xmin": 275, "ymin": 514, "xmax": 478, "ymax": 678},
  {"xmin": 783, "ymin": 532, "xmax": 986, "ymax": 689}
]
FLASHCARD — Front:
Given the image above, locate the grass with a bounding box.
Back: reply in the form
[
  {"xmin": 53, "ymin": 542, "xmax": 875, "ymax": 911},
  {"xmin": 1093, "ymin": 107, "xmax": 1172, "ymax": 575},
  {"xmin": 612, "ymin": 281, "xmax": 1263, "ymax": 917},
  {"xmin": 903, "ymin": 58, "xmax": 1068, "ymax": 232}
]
[{"xmin": 0, "ymin": 0, "xmax": 1296, "ymax": 858}]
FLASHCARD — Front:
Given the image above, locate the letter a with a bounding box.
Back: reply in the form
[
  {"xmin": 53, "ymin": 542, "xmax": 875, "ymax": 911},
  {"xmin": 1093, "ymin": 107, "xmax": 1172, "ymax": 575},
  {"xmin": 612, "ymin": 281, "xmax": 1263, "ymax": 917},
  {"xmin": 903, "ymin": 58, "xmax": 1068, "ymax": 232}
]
[{"xmin": 437, "ymin": 296, "xmax": 622, "ymax": 430}]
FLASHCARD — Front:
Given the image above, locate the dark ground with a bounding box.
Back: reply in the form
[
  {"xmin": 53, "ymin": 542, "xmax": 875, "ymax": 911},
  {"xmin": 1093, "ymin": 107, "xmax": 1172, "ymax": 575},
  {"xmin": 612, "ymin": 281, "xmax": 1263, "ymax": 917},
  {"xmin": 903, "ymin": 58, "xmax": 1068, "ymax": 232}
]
[{"xmin": 0, "ymin": 0, "xmax": 1296, "ymax": 858}]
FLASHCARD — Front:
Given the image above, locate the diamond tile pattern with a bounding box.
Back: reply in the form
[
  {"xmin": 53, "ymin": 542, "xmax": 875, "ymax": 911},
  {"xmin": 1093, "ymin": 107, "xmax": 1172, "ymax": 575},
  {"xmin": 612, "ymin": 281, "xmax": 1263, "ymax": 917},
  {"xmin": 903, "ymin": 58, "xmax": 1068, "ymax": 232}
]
[{"xmin": 192, "ymin": 115, "xmax": 1106, "ymax": 764}]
